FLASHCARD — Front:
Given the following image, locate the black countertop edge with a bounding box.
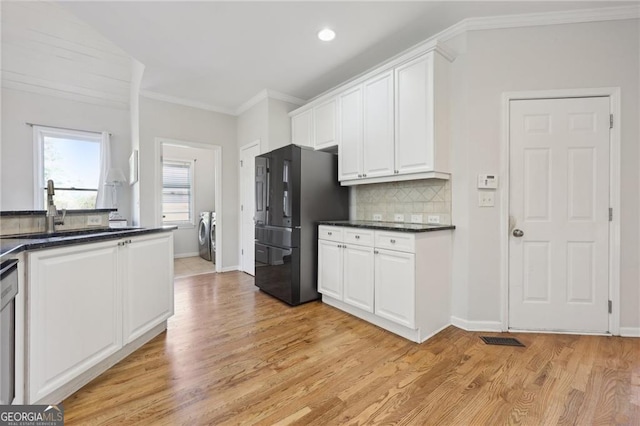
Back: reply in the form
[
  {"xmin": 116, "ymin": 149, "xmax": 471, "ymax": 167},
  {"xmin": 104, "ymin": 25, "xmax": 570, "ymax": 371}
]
[
  {"xmin": 317, "ymin": 220, "xmax": 456, "ymax": 233},
  {"xmin": 0, "ymin": 226, "xmax": 177, "ymax": 259},
  {"xmin": 1, "ymin": 209, "xmax": 116, "ymax": 216}
]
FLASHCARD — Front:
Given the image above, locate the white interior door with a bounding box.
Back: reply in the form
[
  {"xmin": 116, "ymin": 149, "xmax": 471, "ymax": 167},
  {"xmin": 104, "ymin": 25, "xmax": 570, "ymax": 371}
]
[
  {"xmin": 509, "ymin": 97, "xmax": 610, "ymax": 333},
  {"xmin": 240, "ymin": 142, "xmax": 260, "ymax": 276}
]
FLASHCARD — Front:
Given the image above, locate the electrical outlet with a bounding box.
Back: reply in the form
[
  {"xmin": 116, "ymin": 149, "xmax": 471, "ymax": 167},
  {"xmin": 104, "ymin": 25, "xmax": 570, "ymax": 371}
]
[
  {"xmin": 427, "ymin": 215, "xmax": 440, "ymax": 224},
  {"xmin": 410, "ymin": 214, "xmax": 423, "ymax": 223},
  {"xmin": 478, "ymin": 191, "xmax": 495, "ymax": 207},
  {"xmin": 87, "ymin": 215, "xmax": 103, "ymax": 226},
  {"xmin": 372, "ymin": 214, "xmax": 382, "ymax": 221},
  {"xmin": 394, "ymin": 214, "xmax": 404, "ymax": 222}
]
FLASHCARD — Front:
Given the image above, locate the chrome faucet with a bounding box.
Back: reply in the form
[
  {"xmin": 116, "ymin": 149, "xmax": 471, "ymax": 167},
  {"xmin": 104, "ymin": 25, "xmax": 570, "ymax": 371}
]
[{"xmin": 45, "ymin": 180, "xmax": 66, "ymax": 233}]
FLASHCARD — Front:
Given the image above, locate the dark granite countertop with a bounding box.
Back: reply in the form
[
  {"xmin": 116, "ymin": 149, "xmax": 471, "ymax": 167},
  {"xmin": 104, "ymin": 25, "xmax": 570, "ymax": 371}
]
[
  {"xmin": 0, "ymin": 209, "xmax": 116, "ymax": 216},
  {"xmin": 0, "ymin": 226, "xmax": 177, "ymax": 260},
  {"xmin": 317, "ymin": 220, "xmax": 455, "ymax": 233}
]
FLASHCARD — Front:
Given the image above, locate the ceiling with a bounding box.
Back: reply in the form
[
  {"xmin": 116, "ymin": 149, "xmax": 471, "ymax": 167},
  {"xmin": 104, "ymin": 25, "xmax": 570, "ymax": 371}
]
[{"xmin": 59, "ymin": 1, "xmax": 633, "ymax": 114}]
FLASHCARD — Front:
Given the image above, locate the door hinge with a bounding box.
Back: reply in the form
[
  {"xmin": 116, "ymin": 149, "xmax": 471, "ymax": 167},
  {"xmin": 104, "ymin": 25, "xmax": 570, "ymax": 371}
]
[
  {"xmin": 609, "ymin": 207, "xmax": 613, "ymax": 222},
  {"xmin": 240, "ymin": 160, "xmax": 243, "ymax": 167},
  {"xmin": 608, "ymin": 300, "xmax": 612, "ymax": 314},
  {"xmin": 241, "ymin": 204, "xmax": 243, "ymax": 211},
  {"xmin": 610, "ymin": 114, "xmax": 613, "ymax": 129},
  {"xmin": 242, "ymin": 249, "xmax": 244, "ymax": 255}
]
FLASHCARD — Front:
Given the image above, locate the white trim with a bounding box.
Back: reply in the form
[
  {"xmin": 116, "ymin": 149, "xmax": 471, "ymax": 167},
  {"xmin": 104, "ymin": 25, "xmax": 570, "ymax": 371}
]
[
  {"xmin": 235, "ymin": 89, "xmax": 306, "ymax": 116},
  {"xmin": 141, "ymin": 90, "xmax": 236, "ymax": 116},
  {"xmin": 154, "ymin": 137, "xmax": 223, "ymax": 272},
  {"xmin": 619, "ymin": 327, "xmax": 640, "ymax": 338},
  {"xmin": 500, "ymin": 87, "xmax": 622, "ymax": 336},
  {"xmin": 238, "ymin": 140, "xmax": 261, "ymax": 275},
  {"xmin": 340, "ymin": 171, "xmax": 450, "ymax": 186},
  {"xmin": 509, "ymin": 328, "xmax": 611, "ymax": 337},
  {"xmin": 451, "ymin": 316, "xmax": 502, "ymax": 332},
  {"xmin": 173, "ymin": 252, "xmax": 200, "ymax": 259},
  {"xmin": 219, "ymin": 265, "xmax": 239, "ymax": 273}
]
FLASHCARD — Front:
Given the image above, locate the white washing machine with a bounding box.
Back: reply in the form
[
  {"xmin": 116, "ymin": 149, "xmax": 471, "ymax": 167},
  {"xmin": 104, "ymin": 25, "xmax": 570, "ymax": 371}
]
[
  {"xmin": 198, "ymin": 211, "xmax": 213, "ymax": 261},
  {"xmin": 210, "ymin": 212, "xmax": 216, "ymax": 264}
]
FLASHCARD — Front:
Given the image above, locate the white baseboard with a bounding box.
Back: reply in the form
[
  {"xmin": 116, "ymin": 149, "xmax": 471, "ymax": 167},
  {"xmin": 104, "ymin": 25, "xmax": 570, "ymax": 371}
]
[
  {"xmin": 173, "ymin": 252, "xmax": 200, "ymax": 259},
  {"xmin": 451, "ymin": 316, "xmax": 503, "ymax": 332},
  {"xmin": 619, "ymin": 327, "xmax": 640, "ymax": 337},
  {"xmin": 219, "ymin": 265, "xmax": 239, "ymax": 273}
]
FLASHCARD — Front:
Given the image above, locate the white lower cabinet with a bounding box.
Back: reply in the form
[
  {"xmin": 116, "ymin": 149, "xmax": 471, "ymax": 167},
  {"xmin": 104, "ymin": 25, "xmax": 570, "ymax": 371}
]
[
  {"xmin": 374, "ymin": 248, "xmax": 415, "ymax": 328},
  {"xmin": 318, "ymin": 225, "xmax": 451, "ymax": 343},
  {"xmin": 27, "ymin": 232, "xmax": 174, "ymax": 403},
  {"xmin": 123, "ymin": 234, "xmax": 174, "ymax": 344}
]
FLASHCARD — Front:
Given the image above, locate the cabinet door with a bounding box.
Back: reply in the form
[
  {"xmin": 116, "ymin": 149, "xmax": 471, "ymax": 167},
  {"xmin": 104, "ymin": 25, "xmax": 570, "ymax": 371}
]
[
  {"xmin": 314, "ymin": 98, "xmax": 337, "ymax": 150},
  {"xmin": 338, "ymin": 85, "xmax": 363, "ymax": 181},
  {"xmin": 374, "ymin": 249, "xmax": 415, "ymax": 328},
  {"xmin": 317, "ymin": 239, "xmax": 343, "ymax": 300},
  {"xmin": 343, "ymin": 244, "xmax": 375, "ymax": 312},
  {"xmin": 291, "ymin": 109, "xmax": 314, "ymax": 147},
  {"xmin": 28, "ymin": 242, "xmax": 121, "ymax": 403},
  {"xmin": 395, "ymin": 53, "xmax": 434, "ymax": 174},
  {"xmin": 363, "ymin": 70, "xmax": 395, "ymax": 178},
  {"xmin": 123, "ymin": 233, "xmax": 174, "ymax": 344}
]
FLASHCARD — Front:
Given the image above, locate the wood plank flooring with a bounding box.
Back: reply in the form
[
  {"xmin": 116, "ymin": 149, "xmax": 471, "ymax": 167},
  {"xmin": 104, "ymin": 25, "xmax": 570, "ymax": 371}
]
[{"xmin": 63, "ymin": 271, "xmax": 640, "ymax": 425}]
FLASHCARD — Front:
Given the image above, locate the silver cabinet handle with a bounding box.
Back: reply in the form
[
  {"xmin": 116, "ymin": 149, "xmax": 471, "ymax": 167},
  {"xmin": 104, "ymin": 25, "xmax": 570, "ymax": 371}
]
[
  {"xmin": 327, "ymin": 231, "xmax": 332, "ymax": 235},
  {"xmin": 390, "ymin": 239, "xmax": 396, "ymax": 243},
  {"xmin": 337, "ymin": 244, "xmax": 342, "ymax": 248},
  {"xmin": 355, "ymin": 235, "xmax": 360, "ymax": 239},
  {"xmin": 513, "ymin": 229, "xmax": 524, "ymax": 237},
  {"xmin": 374, "ymin": 250, "xmax": 379, "ymax": 254},
  {"xmin": 343, "ymin": 245, "xmax": 347, "ymax": 249}
]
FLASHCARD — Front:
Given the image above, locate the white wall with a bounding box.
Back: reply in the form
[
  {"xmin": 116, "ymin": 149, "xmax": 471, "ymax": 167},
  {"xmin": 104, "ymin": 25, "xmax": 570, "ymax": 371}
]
[
  {"xmin": 0, "ymin": 89, "xmax": 131, "ymax": 217},
  {"xmin": 236, "ymin": 97, "xmax": 297, "ymax": 154},
  {"xmin": 448, "ymin": 19, "xmax": 640, "ymax": 329},
  {"xmin": 162, "ymin": 144, "xmax": 215, "ymax": 257},
  {"xmin": 138, "ymin": 96, "xmax": 238, "ymax": 269}
]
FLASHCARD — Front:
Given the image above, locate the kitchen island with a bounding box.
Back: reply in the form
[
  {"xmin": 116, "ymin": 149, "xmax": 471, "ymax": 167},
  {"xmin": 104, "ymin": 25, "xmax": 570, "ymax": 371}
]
[{"xmin": 0, "ymin": 226, "xmax": 175, "ymax": 405}]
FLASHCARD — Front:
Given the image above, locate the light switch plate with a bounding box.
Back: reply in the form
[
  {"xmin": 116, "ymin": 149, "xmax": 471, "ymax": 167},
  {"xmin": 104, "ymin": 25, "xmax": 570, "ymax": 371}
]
[
  {"xmin": 410, "ymin": 214, "xmax": 423, "ymax": 223},
  {"xmin": 87, "ymin": 215, "xmax": 103, "ymax": 225},
  {"xmin": 394, "ymin": 214, "xmax": 404, "ymax": 222},
  {"xmin": 427, "ymin": 215, "xmax": 440, "ymax": 224},
  {"xmin": 372, "ymin": 214, "xmax": 382, "ymax": 221},
  {"xmin": 478, "ymin": 191, "xmax": 495, "ymax": 207}
]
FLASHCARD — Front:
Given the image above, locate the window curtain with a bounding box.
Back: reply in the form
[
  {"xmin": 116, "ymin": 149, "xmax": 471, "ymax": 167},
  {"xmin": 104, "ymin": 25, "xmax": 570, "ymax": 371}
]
[{"xmin": 95, "ymin": 131, "xmax": 111, "ymax": 208}]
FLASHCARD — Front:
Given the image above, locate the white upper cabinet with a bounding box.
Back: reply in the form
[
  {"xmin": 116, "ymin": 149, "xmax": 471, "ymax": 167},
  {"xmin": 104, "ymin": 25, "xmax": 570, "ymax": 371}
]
[
  {"xmin": 363, "ymin": 70, "xmax": 395, "ymax": 179},
  {"xmin": 291, "ymin": 109, "xmax": 314, "ymax": 147},
  {"xmin": 290, "ymin": 41, "xmax": 454, "ymax": 185},
  {"xmin": 338, "ymin": 86, "xmax": 363, "ymax": 181},
  {"xmin": 313, "ymin": 98, "xmax": 337, "ymax": 150},
  {"xmin": 395, "ymin": 52, "xmax": 450, "ymax": 176}
]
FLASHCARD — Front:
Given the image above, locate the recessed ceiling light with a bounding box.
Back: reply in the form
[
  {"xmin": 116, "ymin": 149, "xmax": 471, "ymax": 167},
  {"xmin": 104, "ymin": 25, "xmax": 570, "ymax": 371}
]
[{"xmin": 318, "ymin": 28, "xmax": 336, "ymax": 42}]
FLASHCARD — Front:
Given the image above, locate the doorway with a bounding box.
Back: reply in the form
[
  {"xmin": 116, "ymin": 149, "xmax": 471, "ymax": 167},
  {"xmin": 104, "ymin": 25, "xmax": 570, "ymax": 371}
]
[
  {"xmin": 503, "ymin": 89, "xmax": 620, "ymax": 335},
  {"xmin": 155, "ymin": 138, "xmax": 222, "ymax": 271},
  {"xmin": 239, "ymin": 141, "xmax": 260, "ymax": 276}
]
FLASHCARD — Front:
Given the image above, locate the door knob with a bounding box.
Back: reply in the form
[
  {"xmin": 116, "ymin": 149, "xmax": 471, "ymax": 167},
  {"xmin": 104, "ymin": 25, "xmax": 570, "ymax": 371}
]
[{"xmin": 512, "ymin": 229, "xmax": 524, "ymax": 237}]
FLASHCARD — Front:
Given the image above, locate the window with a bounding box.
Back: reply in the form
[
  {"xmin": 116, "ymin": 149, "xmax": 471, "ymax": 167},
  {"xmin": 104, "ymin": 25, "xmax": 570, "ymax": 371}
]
[
  {"xmin": 162, "ymin": 159, "xmax": 194, "ymax": 225},
  {"xmin": 34, "ymin": 126, "xmax": 102, "ymax": 209}
]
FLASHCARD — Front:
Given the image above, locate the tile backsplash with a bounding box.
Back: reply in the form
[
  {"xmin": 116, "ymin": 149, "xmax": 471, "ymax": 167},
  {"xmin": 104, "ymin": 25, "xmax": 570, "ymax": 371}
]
[
  {"xmin": 350, "ymin": 179, "xmax": 452, "ymax": 225},
  {"xmin": 0, "ymin": 212, "xmax": 110, "ymax": 236}
]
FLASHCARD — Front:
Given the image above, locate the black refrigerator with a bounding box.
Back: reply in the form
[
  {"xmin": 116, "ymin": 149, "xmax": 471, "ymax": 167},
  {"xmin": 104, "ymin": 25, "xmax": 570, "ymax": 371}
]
[{"xmin": 254, "ymin": 144, "xmax": 349, "ymax": 305}]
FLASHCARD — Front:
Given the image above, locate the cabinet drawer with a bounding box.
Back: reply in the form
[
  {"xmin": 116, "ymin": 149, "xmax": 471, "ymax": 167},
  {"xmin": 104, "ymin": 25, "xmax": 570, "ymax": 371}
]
[
  {"xmin": 318, "ymin": 226, "xmax": 343, "ymax": 242},
  {"xmin": 343, "ymin": 228, "xmax": 373, "ymax": 246},
  {"xmin": 374, "ymin": 231, "xmax": 415, "ymax": 253}
]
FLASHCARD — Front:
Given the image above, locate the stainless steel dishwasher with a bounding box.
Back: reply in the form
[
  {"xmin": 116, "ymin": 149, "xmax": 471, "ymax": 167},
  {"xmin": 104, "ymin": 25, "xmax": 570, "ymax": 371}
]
[{"xmin": 0, "ymin": 259, "xmax": 19, "ymax": 405}]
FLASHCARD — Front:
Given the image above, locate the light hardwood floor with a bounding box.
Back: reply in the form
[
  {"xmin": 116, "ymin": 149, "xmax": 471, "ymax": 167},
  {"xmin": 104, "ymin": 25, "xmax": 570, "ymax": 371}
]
[{"xmin": 63, "ymin": 271, "xmax": 640, "ymax": 425}]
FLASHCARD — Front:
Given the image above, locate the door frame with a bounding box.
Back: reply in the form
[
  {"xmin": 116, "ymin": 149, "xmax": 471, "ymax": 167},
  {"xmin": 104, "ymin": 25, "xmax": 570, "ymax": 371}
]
[
  {"xmin": 238, "ymin": 140, "xmax": 261, "ymax": 275},
  {"xmin": 154, "ymin": 137, "xmax": 223, "ymax": 271},
  {"xmin": 500, "ymin": 87, "xmax": 621, "ymax": 335}
]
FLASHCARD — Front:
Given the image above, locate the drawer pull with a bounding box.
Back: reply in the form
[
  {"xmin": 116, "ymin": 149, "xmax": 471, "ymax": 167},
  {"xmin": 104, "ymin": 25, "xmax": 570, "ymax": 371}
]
[
  {"xmin": 390, "ymin": 239, "xmax": 396, "ymax": 243},
  {"xmin": 374, "ymin": 250, "xmax": 379, "ymax": 254},
  {"xmin": 327, "ymin": 231, "xmax": 332, "ymax": 235},
  {"xmin": 355, "ymin": 235, "xmax": 360, "ymax": 239},
  {"xmin": 337, "ymin": 244, "xmax": 341, "ymax": 248}
]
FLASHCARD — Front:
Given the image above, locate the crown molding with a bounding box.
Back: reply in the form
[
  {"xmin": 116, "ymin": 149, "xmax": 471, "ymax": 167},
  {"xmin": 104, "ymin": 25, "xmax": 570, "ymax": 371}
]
[
  {"xmin": 140, "ymin": 90, "xmax": 236, "ymax": 116},
  {"xmin": 235, "ymin": 89, "xmax": 306, "ymax": 116},
  {"xmin": 435, "ymin": 4, "xmax": 640, "ymax": 43}
]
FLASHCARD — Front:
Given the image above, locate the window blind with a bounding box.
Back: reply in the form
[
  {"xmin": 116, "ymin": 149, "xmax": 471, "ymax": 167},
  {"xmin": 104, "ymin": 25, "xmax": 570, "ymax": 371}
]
[{"xmin": 162, "ymin": 160, "xmax": 192, "ymax": 223}]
